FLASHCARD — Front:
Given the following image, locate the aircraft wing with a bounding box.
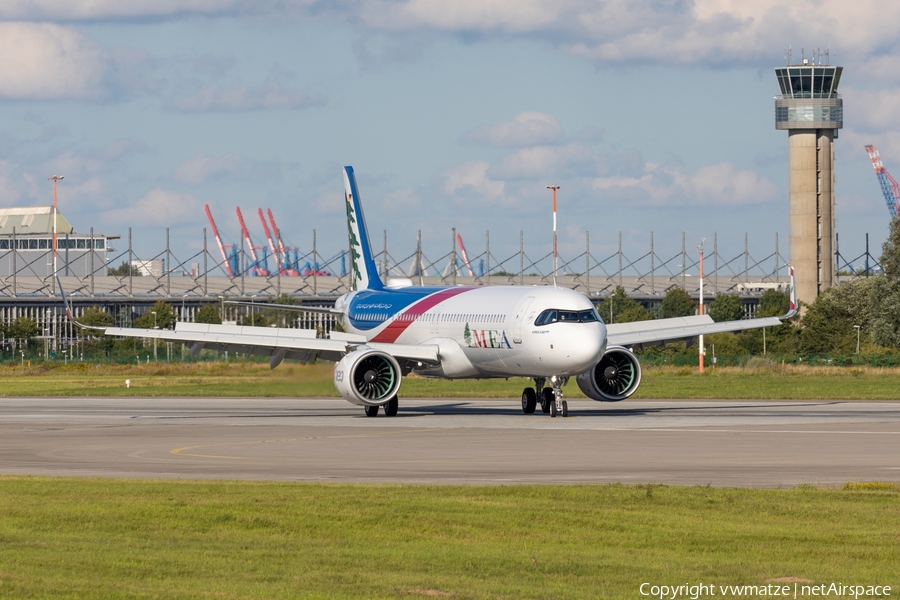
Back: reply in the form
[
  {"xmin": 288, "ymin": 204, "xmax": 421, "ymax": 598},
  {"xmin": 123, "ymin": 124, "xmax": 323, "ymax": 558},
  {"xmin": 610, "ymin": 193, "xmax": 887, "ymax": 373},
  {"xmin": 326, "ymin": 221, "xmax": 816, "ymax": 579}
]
[
  {"xmin": 606, "ymin": 314, "xmax": 786, "ymax": 348},
  {"xmin": 104, "ymin": 322, "xmax": 438, "ymax": 366}
]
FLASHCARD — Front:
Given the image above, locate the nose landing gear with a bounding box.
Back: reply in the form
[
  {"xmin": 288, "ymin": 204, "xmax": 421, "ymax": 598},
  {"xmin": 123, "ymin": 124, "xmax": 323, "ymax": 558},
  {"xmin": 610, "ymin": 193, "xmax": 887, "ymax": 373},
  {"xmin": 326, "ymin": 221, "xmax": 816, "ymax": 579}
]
[{"xmin": 521, "ymin": 376, "xmax": 569, "ymax": 417}]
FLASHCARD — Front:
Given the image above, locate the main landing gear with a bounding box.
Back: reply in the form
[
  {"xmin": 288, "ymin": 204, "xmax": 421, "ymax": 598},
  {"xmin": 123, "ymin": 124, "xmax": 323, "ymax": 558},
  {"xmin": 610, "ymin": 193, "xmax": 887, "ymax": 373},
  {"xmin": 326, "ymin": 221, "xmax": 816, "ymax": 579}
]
[
  {"xmin": 521, "ymin": 377, "xmax": 568, "ymax": 417},
  {"xmin": 364, "ymin": 396, "xmax": 399, "ymax": 417}
]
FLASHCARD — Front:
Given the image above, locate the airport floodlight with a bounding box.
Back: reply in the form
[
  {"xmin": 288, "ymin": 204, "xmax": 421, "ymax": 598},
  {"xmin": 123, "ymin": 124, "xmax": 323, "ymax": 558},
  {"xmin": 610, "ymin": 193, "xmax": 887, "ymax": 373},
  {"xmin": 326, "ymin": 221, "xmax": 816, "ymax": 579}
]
[
  {"xmin": 48, "ymin": 176, "xmax": 65, "ymax": 292},
  {"xmin": 546, "ymin": 186, "xmax": 560, "ymax": 287}
]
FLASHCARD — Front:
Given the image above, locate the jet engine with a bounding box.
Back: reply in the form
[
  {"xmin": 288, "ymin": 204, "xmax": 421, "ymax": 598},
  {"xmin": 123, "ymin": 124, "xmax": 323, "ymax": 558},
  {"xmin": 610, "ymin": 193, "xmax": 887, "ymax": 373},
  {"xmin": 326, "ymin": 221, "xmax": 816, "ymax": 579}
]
[
  {"xmin": 576, "ymin": 346, "xmax": 642, "ymax": 402},
  {"xmin": 333, "ymin": 348, "xmax": 402, "ymax": 406}
]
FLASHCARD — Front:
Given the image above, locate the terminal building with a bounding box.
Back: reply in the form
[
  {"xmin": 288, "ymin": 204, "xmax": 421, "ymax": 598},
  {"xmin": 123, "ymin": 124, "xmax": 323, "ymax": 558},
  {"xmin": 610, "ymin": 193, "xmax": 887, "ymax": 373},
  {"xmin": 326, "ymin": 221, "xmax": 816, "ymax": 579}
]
[
  {"xmin": 774, "ymin": 54, "xmax": 843, "ymax": 306},
  {"xmin": 0, "ymin": 207, "xmax": 118, "ymax": 278}
]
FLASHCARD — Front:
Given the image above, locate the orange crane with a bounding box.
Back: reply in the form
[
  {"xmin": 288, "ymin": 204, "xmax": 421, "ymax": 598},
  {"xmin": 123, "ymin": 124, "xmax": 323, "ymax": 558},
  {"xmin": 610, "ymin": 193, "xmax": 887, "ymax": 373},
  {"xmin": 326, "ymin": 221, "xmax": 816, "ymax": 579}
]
[
  {"xmin": 205, "ymin": 204, "xmax": 234, "ymax": 277},
  {"xmin": 235, "ymin": 206, "xmax": 270, "ymax": 276}
]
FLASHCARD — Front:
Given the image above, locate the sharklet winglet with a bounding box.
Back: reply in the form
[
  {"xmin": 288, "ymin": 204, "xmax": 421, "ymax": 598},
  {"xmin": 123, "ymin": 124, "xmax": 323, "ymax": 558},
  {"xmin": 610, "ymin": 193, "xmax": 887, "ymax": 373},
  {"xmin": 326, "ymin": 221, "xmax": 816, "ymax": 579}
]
[{"xmin": 56, "ymin": 275, "xmax": 107, "ymax": 331}]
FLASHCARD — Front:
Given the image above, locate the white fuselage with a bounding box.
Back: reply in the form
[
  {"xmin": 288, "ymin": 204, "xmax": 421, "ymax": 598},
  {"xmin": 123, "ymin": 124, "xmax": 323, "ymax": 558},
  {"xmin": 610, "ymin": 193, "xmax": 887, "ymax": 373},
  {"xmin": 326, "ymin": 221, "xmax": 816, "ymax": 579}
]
[{"xmin": 339, "ymin": 284, "xmax": 608, "ymax": 379}]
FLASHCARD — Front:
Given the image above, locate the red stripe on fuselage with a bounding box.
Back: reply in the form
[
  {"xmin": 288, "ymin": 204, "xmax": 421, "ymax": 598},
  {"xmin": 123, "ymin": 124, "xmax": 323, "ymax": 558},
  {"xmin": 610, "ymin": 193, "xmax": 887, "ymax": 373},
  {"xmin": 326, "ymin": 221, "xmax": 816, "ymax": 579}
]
[{"xmin": 370, "ymin": 287, "xmax": 474, "ymax": 343}]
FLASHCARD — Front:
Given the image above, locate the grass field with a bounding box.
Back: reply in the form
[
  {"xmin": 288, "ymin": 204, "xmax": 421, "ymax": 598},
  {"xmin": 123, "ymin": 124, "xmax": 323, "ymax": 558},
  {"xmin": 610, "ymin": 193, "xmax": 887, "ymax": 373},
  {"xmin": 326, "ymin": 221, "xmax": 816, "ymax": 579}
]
[
  {"xmin": 0, "ymin": 360, "xmax": 899, "ymax": 399},
  {"xmin": 0, "ymin": 478, "xmax": 897, "ymax": 599}
]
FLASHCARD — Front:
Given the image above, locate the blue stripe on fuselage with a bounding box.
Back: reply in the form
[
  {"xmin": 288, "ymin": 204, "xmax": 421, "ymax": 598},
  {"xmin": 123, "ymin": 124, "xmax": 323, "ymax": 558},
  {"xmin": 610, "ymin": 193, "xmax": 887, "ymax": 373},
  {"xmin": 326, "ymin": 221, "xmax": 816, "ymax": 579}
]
[{"xmin": 347, "ymin": 286, "xmax": 468, "ymax": 331}]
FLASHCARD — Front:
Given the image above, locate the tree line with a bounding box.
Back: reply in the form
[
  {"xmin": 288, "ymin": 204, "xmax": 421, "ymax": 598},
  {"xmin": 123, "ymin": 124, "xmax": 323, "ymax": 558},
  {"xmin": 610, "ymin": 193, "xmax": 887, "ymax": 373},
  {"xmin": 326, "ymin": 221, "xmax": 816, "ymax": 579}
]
[{"xmin": 11, "ymin": 216, "xmax": 900, "ymax": 360}]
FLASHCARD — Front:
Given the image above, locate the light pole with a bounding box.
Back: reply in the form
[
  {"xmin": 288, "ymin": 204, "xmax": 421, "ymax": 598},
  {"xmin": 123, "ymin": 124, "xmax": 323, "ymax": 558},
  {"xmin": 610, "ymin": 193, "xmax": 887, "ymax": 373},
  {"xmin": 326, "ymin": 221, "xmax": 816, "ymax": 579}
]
[
  {"xmin": 151, "ymin": 310, "xmax": 158, "ymax": 361},
  {"xmin": 698, "ymin": 239, "xmax": 705, "ymax": 373},
  {"xmin": 854, "ymin": 325, "xmax": 861, "ymax": 357},
  {"xmin": 48, "ymin": 176, "xmax": 64, "ymax": 292},
  {"xmin": 546, "ymin": 185, "xmax": 560, "ymax": 288}
]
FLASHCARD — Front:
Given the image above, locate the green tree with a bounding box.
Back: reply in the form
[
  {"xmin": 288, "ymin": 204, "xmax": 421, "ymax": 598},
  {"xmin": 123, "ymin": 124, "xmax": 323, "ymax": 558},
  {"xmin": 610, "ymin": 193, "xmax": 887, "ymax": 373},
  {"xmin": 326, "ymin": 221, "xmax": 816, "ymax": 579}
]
[
  {"xmin": 240, "ymin": 313, "xmax": 269, "ymax": 327},
  {"xmin": 134, "ymin": 301, "xmax": 176, "ymax": 329},
  {"xmin": 615, "ymin": 305, "xmax": 653, "ymax": 323},
  {"xmin": 76, "ymin": 307, "xmax": 114, "ymax": 350},
  {"xmin": 707, "ymin": 294, "xmax": 744, "ymax": 322},
  {"xmin": 870, "ymin": 276, "xmax": 900, "ymax": 348},
  {"xmin": 262, "ymin": 294, "xmax": 301, "ymax": 328},
  {"xmin": 880, "ymin": 216, "xmax": 900, "ymax": 280},
  {"xmin": 706, "ymin": 332, "xmax": 744, "ymax": 356},
  {"xmin": 660, "ymin": 287, "xmax": 696, "ymax": 319},
  {"xmin": 798, "ymin": 291, "xmax": 856, "ymax": 354},
  {"xmin": 194, "ymin": 304, "xmax": 222, "ymax": 325},
  {"xmin": 758, "ymin": 289, "xmax": 790, "ymax": 317},
  {"xmin": 8, "ymin": 316, "xmax": 39, "ymax": 342},
  {"xmin": 78, "ymin": 307, "xmax": 114, "ymax": 329},
  {"xmin": 596, "ymin": 286, "xmax": 650, "ymax": 324},
  {"xmin": 107, "ymin": 261, "xmax": 143, "ymax": 277}
]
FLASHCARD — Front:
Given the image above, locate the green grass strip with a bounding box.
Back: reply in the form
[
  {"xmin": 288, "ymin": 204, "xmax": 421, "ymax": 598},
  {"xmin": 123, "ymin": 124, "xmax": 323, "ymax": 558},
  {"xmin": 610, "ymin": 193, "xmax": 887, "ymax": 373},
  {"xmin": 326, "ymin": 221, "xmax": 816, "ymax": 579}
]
[
  {"xmin": 1, "ymin": 362, "xmax": 900, "ymax": 399},
  {"xmin": 0, "ymin": 477, "xmax": 898, "ymax": 599}
]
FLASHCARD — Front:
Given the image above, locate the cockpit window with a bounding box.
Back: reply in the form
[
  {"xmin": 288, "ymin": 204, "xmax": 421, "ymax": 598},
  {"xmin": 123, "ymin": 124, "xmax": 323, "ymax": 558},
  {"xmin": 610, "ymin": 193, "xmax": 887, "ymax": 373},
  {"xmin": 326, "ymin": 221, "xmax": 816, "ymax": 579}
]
[{"xmin": 534, "ymin": 308, "xmax": 601, "ymax": 326}]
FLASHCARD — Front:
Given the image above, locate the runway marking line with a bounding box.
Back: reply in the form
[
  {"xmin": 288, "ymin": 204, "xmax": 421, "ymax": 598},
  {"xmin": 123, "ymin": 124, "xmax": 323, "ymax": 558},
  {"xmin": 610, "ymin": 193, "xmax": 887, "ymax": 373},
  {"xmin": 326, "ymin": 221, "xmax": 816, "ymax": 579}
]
[{"xmin": 170, "ymin": 427, "xmax": 452, "ymax": 460}]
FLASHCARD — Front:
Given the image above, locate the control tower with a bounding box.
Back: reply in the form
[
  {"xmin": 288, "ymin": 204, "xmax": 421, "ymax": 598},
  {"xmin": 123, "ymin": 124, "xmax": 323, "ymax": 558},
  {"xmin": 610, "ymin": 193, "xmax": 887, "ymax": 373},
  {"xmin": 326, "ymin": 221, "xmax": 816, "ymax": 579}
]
[{"xmin": 774, "ymin": 53, "xmax": 843, "ymax": 307}]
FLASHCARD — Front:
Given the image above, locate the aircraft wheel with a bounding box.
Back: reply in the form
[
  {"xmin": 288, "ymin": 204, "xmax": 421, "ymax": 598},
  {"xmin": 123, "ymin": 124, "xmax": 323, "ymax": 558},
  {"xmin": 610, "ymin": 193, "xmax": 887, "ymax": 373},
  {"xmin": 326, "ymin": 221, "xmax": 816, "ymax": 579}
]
[
  {"xmin": 521, "ymin": 388, "xmax": 537, "ymax": 414},
  {"xmin": 549, "ymin": 402, "xmax": 557, "ymax": 418},
  {"xmin": 561, "ymin": 400, "xmax": 568, "ymax": 418},
  {"xmin": 540, "ymin": 388, "xmax": 554, "ymax": 413},
  {"xmin": 364, "ymin": 405, "xmax": 379, "ymax": 417},
  {"xmin": 383, "ymin": 397, "xmax": 399, "ymax": 417}
]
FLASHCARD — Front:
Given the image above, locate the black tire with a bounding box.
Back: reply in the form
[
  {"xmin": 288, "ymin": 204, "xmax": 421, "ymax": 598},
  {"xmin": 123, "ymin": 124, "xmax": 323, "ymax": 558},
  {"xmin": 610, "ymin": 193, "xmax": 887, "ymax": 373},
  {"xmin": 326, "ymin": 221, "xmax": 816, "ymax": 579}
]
[
  {"xmin": 383, "ymin": 397, "xmax": 399, "ymax": 417},
  {"xmin": 521, "ymin": 388, "xmax": 537, "ymax": 414},
  {"xmin": 561, "ymin": 400, "xmax": 568, "ymax": 418},
  {"xmin": 364, "ymin": 405, "xmax": 379, "ymax": 417},
  {"xmin": 549, "ymin": 401, "xmax": 557, "ymax": 418},
  {"xmin": 540, "ymin": 388, "xmax": 554, "ymax": 413}
]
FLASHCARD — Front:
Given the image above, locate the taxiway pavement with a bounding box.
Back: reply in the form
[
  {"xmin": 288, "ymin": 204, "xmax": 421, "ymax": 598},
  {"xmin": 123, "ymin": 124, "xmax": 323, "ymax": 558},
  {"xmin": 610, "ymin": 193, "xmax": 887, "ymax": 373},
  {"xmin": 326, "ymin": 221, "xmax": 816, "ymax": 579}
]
[{"xmin": 1, "ymin": 397, "xmax": 898, "ymax": 487}]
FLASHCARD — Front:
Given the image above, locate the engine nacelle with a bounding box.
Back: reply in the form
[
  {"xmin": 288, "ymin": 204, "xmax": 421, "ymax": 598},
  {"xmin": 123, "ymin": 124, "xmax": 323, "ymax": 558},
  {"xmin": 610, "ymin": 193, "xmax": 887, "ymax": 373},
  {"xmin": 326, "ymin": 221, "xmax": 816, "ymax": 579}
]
[
  {"xmin": 333, "ymin": 348, "xmax": 402, "ymax": 406},
  {"xmin": 576, "ymin": 346, "xmax": 642, "ymax": 402}
]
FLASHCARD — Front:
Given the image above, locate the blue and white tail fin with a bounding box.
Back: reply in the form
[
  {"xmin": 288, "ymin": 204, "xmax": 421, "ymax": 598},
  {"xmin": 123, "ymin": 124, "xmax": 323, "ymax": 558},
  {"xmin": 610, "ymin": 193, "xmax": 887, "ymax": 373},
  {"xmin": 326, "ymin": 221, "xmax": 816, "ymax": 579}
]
[{"xmin": 343, "ymin": 166, "xmax": 384, "ymax": 291}]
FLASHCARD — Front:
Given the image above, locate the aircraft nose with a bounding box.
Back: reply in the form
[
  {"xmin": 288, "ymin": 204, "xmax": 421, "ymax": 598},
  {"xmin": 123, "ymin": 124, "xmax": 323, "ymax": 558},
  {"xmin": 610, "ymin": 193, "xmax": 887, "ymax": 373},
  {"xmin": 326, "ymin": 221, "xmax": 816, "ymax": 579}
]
[{"xmin": 561, "ymin": 323, "xmax": 607, "ymax": 371}]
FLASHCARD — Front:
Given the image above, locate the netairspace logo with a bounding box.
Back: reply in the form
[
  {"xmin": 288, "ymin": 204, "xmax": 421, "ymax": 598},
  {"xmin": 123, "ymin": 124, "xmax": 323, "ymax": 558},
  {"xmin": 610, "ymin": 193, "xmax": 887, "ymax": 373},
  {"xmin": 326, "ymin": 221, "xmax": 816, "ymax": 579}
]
[{"xmin": 639, "ymin": 582, "xmax": 892, "ymax": 599}]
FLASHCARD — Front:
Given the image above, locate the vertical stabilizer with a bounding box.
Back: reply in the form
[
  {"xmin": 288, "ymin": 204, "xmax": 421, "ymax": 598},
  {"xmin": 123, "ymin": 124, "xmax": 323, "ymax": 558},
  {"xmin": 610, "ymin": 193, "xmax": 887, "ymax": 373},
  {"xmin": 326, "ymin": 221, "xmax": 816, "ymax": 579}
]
[{"xmin": 343, "ymin": 166, "xmax": 384, "ymax": 291}]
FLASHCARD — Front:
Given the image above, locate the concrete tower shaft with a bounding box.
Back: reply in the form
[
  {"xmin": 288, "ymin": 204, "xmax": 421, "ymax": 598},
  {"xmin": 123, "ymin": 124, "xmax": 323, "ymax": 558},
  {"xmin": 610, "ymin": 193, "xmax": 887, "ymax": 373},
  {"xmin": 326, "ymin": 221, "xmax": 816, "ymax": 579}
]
[{"xmin": 774, "ymin": 60, "xmax": 842, "ymax": 306}]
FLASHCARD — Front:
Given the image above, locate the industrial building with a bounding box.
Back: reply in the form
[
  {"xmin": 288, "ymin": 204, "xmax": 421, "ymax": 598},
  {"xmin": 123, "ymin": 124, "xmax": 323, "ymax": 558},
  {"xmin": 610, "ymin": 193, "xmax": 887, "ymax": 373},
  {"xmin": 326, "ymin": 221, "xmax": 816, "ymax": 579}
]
[
  {"xmin": 0, "ymin": 207, "xmax": 118, "ymax": 278},
  {"xmin": 774, "ymin": 52, "xmax": 843, "ymax": 306}
]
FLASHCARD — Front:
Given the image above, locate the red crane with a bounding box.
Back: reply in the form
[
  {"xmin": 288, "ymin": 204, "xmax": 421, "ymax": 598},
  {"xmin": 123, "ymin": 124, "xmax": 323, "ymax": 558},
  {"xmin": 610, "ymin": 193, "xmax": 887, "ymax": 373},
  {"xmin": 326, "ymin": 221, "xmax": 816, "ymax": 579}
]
[
  {"xmin": 267, "ymin": 209, "xmax": 289, "ymax": 260},
  {"xmin": 205, "ymin": 204, "xmax": 233, "ymax": 277},
  {"xmin": 258, "ymin": 208, "xmax": 281, "ymax": 265},
  {"xmin": 456, "ymin": 232, "xmax": 474, "ymax": 277},
  {"xmin": 865, "ymin": 145, "xmax": 900, "ymax": 218},
  {"xmin": 235, "ymin": 206, "xmax": 270, "ymax": 276},
  {"xmin": 267, "ymin": 209, "xmax": 300, "ymax": 275}
]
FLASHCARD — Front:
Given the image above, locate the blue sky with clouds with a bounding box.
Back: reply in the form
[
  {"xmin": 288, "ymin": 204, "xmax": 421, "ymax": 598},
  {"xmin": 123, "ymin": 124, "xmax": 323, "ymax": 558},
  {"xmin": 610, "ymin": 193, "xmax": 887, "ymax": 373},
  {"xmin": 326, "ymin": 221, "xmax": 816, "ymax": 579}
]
[{"xmin": 0, "ymin": 1, "xmax": 897, "ymax": 275}]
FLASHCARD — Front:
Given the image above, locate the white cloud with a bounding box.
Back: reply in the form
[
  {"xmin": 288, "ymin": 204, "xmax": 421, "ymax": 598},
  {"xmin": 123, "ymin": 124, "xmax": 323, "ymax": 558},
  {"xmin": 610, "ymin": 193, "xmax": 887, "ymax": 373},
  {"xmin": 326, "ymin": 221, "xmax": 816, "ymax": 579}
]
[
  {"xmin": 173, "ymin": 152, "xmax": 280, "ymax": 185},
  {"xmin": 464, "ymin": 112, "xmax": 564, "ymax": 147},
  {"xmin": 103, "ymin": 188, "xmax": 202, "ymax": 226},
  {"xmin": 168, "ymin": 80, "xmax": 326, "ymax": 112},
  {"xmin": 0, "ymin": 23, "xmax": 110, "ymax": 100},
  {"xmin": 0, "ymin": 1, "xmax": 287, "ymax": 20},
  {"xmin": 7, "ymin": 2, "xmax": 900, "ymax": 77},
  {"xmin": 591, "ymin": 161, "xmax": 780, "ymax": 206},
  {"xmin": 360, "ymin": 0, "xmax": 563, "ymax": 32},
  {"xmin": 489, "ymin": 142, "xmax": 598, "ymax": 180},
  {"xmin": 441, "ymin": 161, "xmax": 508, "ymax": 204}
]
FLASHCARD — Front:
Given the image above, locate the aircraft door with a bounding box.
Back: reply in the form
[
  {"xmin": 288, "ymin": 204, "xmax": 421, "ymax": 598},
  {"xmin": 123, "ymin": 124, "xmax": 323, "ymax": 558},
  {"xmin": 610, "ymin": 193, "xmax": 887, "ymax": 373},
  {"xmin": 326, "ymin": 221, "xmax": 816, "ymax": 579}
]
[
  {"xmin": 511, "ymin": 296, "xmax": 534, "ymax": 344},
  {"xmin": 430, "ymin": 308, "xmax": 442, "ymax": 335}
]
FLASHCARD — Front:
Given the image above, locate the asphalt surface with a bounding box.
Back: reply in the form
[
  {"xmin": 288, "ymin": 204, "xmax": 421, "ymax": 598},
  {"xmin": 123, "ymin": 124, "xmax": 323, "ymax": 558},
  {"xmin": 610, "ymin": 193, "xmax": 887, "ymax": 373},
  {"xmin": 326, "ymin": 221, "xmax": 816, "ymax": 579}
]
[{"xmin": 1, "ymin": 397, "xmax": 899, "ymax": 487}]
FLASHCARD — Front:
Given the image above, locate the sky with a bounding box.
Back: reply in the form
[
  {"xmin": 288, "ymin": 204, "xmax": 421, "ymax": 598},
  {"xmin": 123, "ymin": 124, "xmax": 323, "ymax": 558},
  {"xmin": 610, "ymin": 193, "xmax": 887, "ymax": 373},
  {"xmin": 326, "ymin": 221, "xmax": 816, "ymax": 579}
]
[{"xmin": 1, "ymin": 1, "xmax": 898, "ymax": 277}]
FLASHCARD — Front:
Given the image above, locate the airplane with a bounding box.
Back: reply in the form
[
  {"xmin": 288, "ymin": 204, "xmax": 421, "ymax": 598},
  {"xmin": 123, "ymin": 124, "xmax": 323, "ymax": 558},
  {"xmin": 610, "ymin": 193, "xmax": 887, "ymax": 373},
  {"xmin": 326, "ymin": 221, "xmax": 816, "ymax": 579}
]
[{"xmin": 68, "ymin": 166, "xmax": 797, "ymax": 418}]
